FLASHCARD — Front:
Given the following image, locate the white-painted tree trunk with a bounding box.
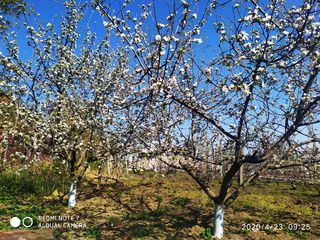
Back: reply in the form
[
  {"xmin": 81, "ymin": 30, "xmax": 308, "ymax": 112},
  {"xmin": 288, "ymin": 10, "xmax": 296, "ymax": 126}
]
[
  {"xmin": 68, "ymin": 182, "xmax": 77, "ymax": 207},
  {"xmin": 239, "ymin": 164, "xmax": 244, "ymax": 185},
  {"xmin": 107, "ymin": 158, "xmax": 112, "ymax": 177},
  {"xmin": 213, "ymin": 204, "xmax": 224, "ymax": 239}
]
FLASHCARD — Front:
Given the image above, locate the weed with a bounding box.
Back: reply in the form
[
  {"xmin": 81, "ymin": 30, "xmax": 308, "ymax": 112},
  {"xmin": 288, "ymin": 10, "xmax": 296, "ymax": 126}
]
[
  {"xmin": 200, "ymin": 227, "xmax": 212, "ymax": 239},
  {"xmin": 155, "ymin": 194, "xmax": 163, "ymax": 207},
  {"xmin": 152, "ymin": 206, "xmax": 169, "ymax": 217},
  {"xmin": 129, "ymin": 224, "xmax": 151, "ymax": 238},
  {"xmin": 172, "ymin": 197, "xmax": 190, "ymax": 207},
  {"xmin": 155, "ymin": 194, "xmax": 164, "ymax": 211},
  {"xmin": 131, "ymin": 211, "xmax": 153, "ymax": 221},
  {"xmin": 85, "ymin": 225, "xmax": 102, "ymax": 239},
  {"xmin": 53, "ymin": 229, "xmax": 63, "ymax": 239},
  {"xmin": 108, "ymin": 216, "xmax": 122, "ymax": 227},
  {"xmin": 283, "ymin": 228, "xmax": 308, "ymax": 240}
]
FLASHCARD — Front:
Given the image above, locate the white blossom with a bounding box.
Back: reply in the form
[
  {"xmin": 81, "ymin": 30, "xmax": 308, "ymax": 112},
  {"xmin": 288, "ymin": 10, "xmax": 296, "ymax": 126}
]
[
  {"xmin": 204, "ymin": 67, "xmax": 212, "ymax": 75},
  {"xmin": 171, "ymin": 36, "xmax": 179, "ymax": 42},
  {"xmin": 103, "ymin": 21, "xmax": 109, "ymax": 27},
  {"xmin": 163, "ymin": 36, "xmax": 170, "ymax": 42},
  {"xmin": 193, "ymin": 38, "xmax": 203, "ymax": 44},
  {"xmin": 222, "ymin": 85, "xmax": 228, "ymax": 93},
  {"xmin": 179, "ymin": 68, "xmax": 185, "ymax": 74},
  {"xmin": 242, "ymin": 83, "xmax": 251, "ymax": 96},
  {"xmin": 156, "ymin": 23, "xmax": 165, "ymax": 29},
  {"xmin": 155, "ymin": 35, "xmax": 162, "ymax": 42}
]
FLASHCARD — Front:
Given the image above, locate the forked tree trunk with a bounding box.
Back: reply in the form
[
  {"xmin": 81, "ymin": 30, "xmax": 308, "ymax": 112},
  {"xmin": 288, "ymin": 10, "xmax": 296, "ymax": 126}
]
[
  {"xmin": 213, "ymin": 204, "xmax": 224, "ymax": 239},
  {"xmin": 68, "ymin": 181, "xmax": 77, "ymax": 207}
]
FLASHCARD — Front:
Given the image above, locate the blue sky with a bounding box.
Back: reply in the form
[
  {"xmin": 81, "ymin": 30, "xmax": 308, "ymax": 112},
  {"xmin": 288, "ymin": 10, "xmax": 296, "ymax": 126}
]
[
  {"xmin": 11, "ymin": 0, "xmax": 234, "ymax": 59},
  {"xmin": 12, "ymin": 0, "xmax": 308, "ymax": 60},
  {"xmin": 28, "ymin": 0, "xmax": 105, "ymax": 33},
  {"xmin": 4, "ymin": 0, "xmax": 305, "ymax": 64}
]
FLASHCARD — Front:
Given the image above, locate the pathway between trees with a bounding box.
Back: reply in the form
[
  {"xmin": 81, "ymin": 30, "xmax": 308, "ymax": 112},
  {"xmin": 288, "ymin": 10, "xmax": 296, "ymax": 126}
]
[{"xmin": 0, "ymin": 230, "xmax": 54, "ymax": 240}]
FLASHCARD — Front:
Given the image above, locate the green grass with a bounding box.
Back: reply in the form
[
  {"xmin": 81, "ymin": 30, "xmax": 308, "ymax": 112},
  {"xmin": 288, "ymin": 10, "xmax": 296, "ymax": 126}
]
[
  {"xmin": 282, "ymin": 227, "xmax": 309, "ymax": 240},
  {"xmin": 129, "ymin": 224, "xmax": 152, "ymax": 238},
  {"xmin": 85, "ymin": 225, "xmax": 102, "ymax": 240},
  {"xmin": 0, "ymin": 167, "xmax": 67, "ymax": 231},
  {"xmin": 171, "ymin": 196, "xmax": 191, "ymax": 207},
  {"xmin": 107, "ymin": 216, "xmax": 122, "ymax": 227},
  {"xmin": 200, "ymin": 227, "xmax": 213, "ymax": 239},
  {"xmin": 0, "ymin": 168, "xmax": 68, "ymax": 198},
  {"xmin": 126, "ymin": 206, "xmax": 169, "ymax": 221},
  {"xmin": 234, "ymin": 181, "xmax": 319, "ymax": 220},
  {"xmin": 53, "ymin": 229, "xmax": 63, "ymax": 239}
]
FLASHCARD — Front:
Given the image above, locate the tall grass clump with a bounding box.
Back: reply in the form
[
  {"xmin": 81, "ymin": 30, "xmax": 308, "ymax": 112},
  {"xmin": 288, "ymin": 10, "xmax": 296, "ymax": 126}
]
[{"xmin": 0, "ymin": 167, "xmax": 68, "ymax": 198}]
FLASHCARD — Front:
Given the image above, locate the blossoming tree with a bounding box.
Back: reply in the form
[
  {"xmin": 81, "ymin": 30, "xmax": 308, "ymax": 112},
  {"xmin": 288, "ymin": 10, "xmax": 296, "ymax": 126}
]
[
  {"xmin": 0, "ymin": 0, "xmax": 135, "ymax": 207},
  {"xmin": 95, "ymin": 0, "xmax": 320, "ymax": 237},
  {"xmin": 1, "ymin": 0, "xmax": 319, "ymax": 237}
]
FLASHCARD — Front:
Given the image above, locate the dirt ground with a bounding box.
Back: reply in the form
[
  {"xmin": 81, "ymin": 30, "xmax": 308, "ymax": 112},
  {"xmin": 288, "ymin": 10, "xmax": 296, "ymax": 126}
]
[
  {"xmin": 0, "ymin": 229, "xmax": 54, "ymax": 240},
  {"xmin": 0, "ymin": 171, "xmax": 319, "ymax": 239}
]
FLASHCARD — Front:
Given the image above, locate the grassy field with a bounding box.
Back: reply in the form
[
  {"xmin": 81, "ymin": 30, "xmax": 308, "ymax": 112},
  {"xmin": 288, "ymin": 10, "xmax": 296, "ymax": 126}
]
[{"xmin": 0, "ymin": 169, "xmax": 319, "ymax": 239}]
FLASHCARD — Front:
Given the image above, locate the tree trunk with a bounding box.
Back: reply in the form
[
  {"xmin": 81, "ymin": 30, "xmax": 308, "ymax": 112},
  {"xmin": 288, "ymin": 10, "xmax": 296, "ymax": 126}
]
[
  {"xmin": 213, "ymin": 204, "xmax": 224, "ymax": 239},
  {"xmin": 239, "ymin": 165, "xmax": 244, "ymax": 185},
  {"xmin": 125, "ymin": 157, "xmax": 129, "ymax": 177},
  {"xmin": 68, "ymin": 181, "xmax": 77, "ymax": 207},
  {"xmin": 70, "ymin": 150, "xmax": 76, "ymax": 180},
  {"xmin": 237, "ymin": 147, "xmax": 244, "ymax": 185},
  {"xmin": 107, "ymin": 158, "xmax": 112, "ymax": 177}
]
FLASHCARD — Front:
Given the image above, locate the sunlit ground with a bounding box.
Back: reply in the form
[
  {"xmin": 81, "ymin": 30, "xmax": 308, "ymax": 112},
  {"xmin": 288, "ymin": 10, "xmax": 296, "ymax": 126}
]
[{"xmin": 0, "ymin": 169, "xmax": 319, "ymax": 239}]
